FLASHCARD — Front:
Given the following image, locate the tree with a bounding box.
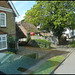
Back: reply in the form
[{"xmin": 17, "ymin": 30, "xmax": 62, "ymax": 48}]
[
  {"xmin": 24, "ymin": 1, "xmax": 75, "ymax": 44},
  {"xmin": 68, "ymin": 11, "xmax": 75, "ymax": 41}
]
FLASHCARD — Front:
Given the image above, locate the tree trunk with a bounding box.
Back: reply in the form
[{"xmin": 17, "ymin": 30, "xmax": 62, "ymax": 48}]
[
  {"xmin": 58, "ymin": 35, "xmax": 66, "ymax": 45},
  {"xmin": 58, "ymin": 36, "xmax": 61, "ymax": 45}
]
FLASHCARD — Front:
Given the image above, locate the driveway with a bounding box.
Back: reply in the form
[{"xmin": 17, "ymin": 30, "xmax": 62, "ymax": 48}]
[{"xmin": 17, "ymin": 45, "xmax": 73, "ymax": 58}]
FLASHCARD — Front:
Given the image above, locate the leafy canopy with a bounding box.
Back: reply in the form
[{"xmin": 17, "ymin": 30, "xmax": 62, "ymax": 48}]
[{"xmin": 24, "ymin": 1, "xmax": 75, "ymax": 38}]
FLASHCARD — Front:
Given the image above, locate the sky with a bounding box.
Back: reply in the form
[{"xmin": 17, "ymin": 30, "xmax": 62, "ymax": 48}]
[{"xmin": 12, "ymin": 1, "xmax": 36, "ymax": 22}]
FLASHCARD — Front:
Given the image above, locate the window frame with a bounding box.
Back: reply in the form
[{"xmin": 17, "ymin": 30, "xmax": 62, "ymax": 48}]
[
  {"xmin": 0, "ymin": 34, "xmax": 7, "ymax": 50},
  {"xmin": 0, "ymin": 12, "xmax": 6, "ymax": 27}
]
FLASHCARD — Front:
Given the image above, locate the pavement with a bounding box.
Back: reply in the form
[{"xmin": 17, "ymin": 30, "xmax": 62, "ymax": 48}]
[{"xmin": 54, "ymin": 48, "xmax": 75, "ymax": 74}]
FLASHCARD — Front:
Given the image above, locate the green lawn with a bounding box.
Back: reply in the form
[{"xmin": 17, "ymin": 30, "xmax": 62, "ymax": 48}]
[
  {"xmin": 32, "ymin": 56, "xmax": 64, "ymax": 74},
  {"xmin": 5, "ymin": 52, "xmax": 16, "ymax": 54}
]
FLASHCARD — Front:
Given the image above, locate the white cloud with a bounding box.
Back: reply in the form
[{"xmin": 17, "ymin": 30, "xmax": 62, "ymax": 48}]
[{"xmin": 16, "ymin": 14, "xmax": 25, "ymax": 22}]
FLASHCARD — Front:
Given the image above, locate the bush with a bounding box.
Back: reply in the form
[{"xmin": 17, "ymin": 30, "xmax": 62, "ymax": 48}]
[
  {"xmin": 7, "ymin": 35, "xmax": 17, "ymax": 53},
  {"xmin": 26, "ymin": 34, "xmax": 31, "ymax": 44},
  {"xmin": 29, "ymin": 39, "xmax": 51, "ymax": 49},
  {"xmin": 70, "ymin": 41, "xmax": 75, "ymax": 47}
]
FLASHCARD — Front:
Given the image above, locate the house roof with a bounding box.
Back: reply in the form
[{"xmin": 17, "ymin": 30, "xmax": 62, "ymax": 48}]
[
  {"xmin": 21, "ymin": 21, "xmax": 40, "ymax": 33},
  {"xmin": 16, "ymin": 21, "xmax": 40, "ymax": 38},
  {"xmin": 16, "ymin": 22, "xmax": 28, "ymax": 38},
  {"xmin": 8, "ymin": 1, "xmax": 19, "ymax": 17},
  {"xmin": 18, "ymin": 25, "xmax": 28, "ymax": 37}
]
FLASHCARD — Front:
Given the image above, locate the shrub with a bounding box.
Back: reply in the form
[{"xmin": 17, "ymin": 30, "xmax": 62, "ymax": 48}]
[
  {"xmin": 29, "ymin": 39, "xmax": 51, "ymax": 49},
  {"xmin": 7, "ymin": 35, "xmax": 17, "ymax": 53},
  {"xmin": 70, "ymin": 41, "xmax": 75, "ymax": 47},
  {"xmin": 27, "ymin": 34, "xmax": 31, "ymax": 44}
]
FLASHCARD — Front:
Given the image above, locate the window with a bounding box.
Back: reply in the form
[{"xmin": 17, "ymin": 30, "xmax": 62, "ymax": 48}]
[
  {"xmin": 0, "ymin": 34, "xmax": 7, "ymax": 50},
  {"xmin": 0, "ymin": 12, "xmax": 6, "ymax": 27}
]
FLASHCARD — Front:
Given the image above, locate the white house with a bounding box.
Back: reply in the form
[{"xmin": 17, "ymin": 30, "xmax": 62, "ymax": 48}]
[{"xmin": 63, "ymin": 28, "xmax": 75, "ymax": 38}]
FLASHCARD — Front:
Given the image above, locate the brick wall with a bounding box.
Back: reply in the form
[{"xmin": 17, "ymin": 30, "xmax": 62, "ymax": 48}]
[
  {"xmin": 0, "ymin": 1, "xmax": 16, "ymax": 40},
  {"xmin": 0, "ymin": 12, "xmax": 16, "ymax": 40},
  {"xmin": 0, "ymin": 1, "xmax": 11, "ymax": 8}
]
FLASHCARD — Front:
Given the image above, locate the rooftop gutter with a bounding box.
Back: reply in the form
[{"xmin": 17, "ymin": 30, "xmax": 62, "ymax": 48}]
[{"xmin": 8, "ymin": 1, "xmax": 19, "ymax": 17}]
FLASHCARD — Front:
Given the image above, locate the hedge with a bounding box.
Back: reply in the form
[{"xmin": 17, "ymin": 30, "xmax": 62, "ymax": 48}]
[
  {"xmin": 29, "ymin": 39, "xmax": 51, "ymax": 49},
  {"xmin": 70, "ymin": 41, "xmax": 75, "ymax": 47}
]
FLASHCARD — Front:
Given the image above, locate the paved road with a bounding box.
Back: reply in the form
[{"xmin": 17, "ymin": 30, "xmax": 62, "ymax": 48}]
[{"xmin": 54, "ymin": 48, "xmax": 75, "ymax": 74}]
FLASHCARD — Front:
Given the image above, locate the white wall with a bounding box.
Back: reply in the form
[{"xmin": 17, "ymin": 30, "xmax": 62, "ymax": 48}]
[
  {"xmin": 63, "ymin": 28, "xmax": 75, "ymax": 38},
  {"xmin": 69, "ymin": 30, "xmax": 75, "ymax": 38}
]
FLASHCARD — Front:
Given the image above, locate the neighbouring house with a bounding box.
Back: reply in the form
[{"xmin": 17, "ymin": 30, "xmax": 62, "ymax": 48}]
[
  {"xmin": 16, "ymin": 21, "xmax": 27, "ymax": 39},
  {"xmin": 62, "ymin": 28, "xmax": 75, "ymax": 39},
  {"xmin": 16, "ymin": 21, "xmax": 41, "ymax": 45},
  {"xmin": 16, "ymin": 21, "xmax": 40, "ymax": 38},
  {"xmin": 16, "ymin": 22, "xmax": 28, "ymax": 46},
  {"xmin": 21, "ymin": 21, "xmax": 40, "ymax": 34},
  {"xmin": 39, "ymin": 30, "xmax": 52, "ymax": 37},
  {"xmin": 20, "ymin": 21, "xmax": 53, "ymax": 37},
  {"xmin": 0, "ymin": 1, "xmax": 19, "ymax": 51},
  {"xmin": 16, "ymin": 21, "xmax": 39, "ymax": 36}
]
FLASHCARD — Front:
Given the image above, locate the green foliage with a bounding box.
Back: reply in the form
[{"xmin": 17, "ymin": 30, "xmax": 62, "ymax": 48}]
[
  {"xmin": 7, "ymin": 35, "xmax": 15, "ymax": 43},
  {"xmin": 32, "ymin": 56, "xmax": 64, "ymax": 74},
  {"xmin": 24, "ymin": 1, "xmax": 75, "ymax": 41},
  {"xmin": 7, "ymin": 35, "xmax": 17, "ymax": 53},
  {"xmin": 5, "ymin": 52, "xmax": 16, "ymax": 55},
  {"xmin": 70, "ymin": 41, "xmax": 75, "ymax": 47},
  {"xmin": 7, "ymin": 35, "xmax": 15, "ymax": 48},
  {"xmin": 30, "ymin": 39, "xmax": 51, "ymax": 49},
  {"xmin": 27, "ymin": 34, "xmax": 31, "ymax": 44}
]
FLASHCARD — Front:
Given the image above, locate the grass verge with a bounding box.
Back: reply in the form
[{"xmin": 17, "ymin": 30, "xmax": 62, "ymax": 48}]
[
  {"xmin": 32, "ymin": 56, "xmax": 64, "ymax": 74},
  {"xmin": 4, "ymin": 52, "xmax": 16, "ymax": 55}
]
